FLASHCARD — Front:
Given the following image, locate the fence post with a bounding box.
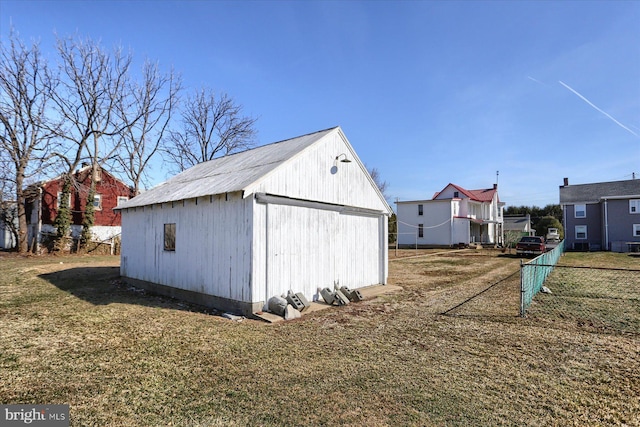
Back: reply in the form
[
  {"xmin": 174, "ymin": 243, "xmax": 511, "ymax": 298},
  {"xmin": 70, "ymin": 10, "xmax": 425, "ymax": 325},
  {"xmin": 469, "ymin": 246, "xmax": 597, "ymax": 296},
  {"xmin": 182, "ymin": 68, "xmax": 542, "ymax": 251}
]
[{"xmin": 520, "ymin": 259, "xmax": 525, "ymax": 317}]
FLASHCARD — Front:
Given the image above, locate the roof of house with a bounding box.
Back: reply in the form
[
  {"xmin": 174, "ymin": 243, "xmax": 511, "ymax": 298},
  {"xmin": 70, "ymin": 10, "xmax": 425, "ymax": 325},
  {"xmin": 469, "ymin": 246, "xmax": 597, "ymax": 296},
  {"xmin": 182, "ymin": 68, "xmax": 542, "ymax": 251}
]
[
  {"xmin": 116, "ymin": 127, "xmax": 338, "ymax": 209},
  {"xmin": 433, "ymin": 183, "xmax": 499, "ymax": 203},
  {"xmin": 503, "ymin": 215, "xmax": 531, "ymax": 231},
  {"xmin": 559, "ymin": 179, "xmax": 640, "ymax": 204}
]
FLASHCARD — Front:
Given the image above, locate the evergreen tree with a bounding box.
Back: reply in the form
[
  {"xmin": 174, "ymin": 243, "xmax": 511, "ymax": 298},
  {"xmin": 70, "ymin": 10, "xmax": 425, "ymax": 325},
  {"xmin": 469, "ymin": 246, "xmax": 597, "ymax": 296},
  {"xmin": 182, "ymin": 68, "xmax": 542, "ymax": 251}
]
[
  {"xmin": 80, "ymin": 185, "xmax": 95, "ymax": 249},
  {"xmin": 53, "ymin": 176, "xmax": 72, "ymax": 251}
]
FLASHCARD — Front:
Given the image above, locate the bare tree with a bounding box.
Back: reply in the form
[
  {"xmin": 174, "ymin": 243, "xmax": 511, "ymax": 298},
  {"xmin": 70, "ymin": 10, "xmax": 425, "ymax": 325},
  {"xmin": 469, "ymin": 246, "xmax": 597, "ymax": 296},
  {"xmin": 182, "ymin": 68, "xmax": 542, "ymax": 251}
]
[
  {"xmin": 367, "ymin": 166, "xmax": 389, "ymax": 199},
  {"xmin": 52, "ymin": 35, "xmax": 133, "ymax": 173},
  {"xmin": 50, "ymin": 35, "xmax": 134, "ymax": 247},
  {"xmin": 0, "ymin": 29, "xmax": 59, "ymax": 253},
  {"xmin": 116, "ymin": 60, "xmax": 181, "ymax": 194},
  {"xmin": 163, "ymin": 88, "xmax": 257, "ymax": 173},
  {"xmin": 0, "ymin": 152, "xmax": 19, "ymax": 248}
]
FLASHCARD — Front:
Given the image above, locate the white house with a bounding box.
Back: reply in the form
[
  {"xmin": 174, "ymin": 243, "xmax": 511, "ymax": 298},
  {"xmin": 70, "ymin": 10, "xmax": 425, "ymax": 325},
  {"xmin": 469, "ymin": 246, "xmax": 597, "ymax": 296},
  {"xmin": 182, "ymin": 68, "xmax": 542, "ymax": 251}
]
[
  {"xmin": 0, "ymin": 202, "xmax": 18, "ymax": 250},
  {"xmin": 116, "ymin": 127, "xmax": 392, "ymax": 316},
  {"xmin": 396, "ymin": 183, "xmax": 504, "ymax": 247}
]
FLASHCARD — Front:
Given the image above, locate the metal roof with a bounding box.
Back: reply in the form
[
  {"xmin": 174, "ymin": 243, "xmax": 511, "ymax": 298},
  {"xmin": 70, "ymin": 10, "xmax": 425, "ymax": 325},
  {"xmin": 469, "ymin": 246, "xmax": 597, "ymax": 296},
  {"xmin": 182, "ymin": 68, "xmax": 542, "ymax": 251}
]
[
  {"xmin": 433, "ymin": 183, "xmax": 499, "ymax": 203},
  {"xmin": 117, "ymin": 127, "xmax": 337, "ymax": 209},
  {"xmin": 559, "ymin": 179, "xmax": 640, "ymax": 204}
]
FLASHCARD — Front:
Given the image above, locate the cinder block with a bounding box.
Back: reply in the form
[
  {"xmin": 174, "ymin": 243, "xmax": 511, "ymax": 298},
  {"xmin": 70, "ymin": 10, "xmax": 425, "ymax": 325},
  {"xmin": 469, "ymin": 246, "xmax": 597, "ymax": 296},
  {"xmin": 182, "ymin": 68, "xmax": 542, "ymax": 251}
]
[
  {"xmin": 349, "ymin": 289, "xmax": 364, "ymax": 302},
  {"xmin": 286, "ymin": 292, "xmax": 305, "ymax": 312},
  {"xmin": 295, "ymin": 292, "xmax": 311, "ymax": 311},
  {"xmin": 334, "ymin": 290, "xmax": 350, "ymax": 305},
  {"xmin": 320, "ymin": 288, "xmax": 336, "ymax": 305}
]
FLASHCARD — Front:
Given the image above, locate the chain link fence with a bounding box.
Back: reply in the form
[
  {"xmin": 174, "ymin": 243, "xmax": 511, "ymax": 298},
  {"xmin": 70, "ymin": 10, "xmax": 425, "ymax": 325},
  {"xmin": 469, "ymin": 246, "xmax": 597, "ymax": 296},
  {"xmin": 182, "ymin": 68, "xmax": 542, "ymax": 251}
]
[
  {"xmin": 520, "ymin": 240, "xmax": 565, "ymax": 316},
  {"xmin": 523, "ymin": 264, "xmax": 640, "ymax": 335}
]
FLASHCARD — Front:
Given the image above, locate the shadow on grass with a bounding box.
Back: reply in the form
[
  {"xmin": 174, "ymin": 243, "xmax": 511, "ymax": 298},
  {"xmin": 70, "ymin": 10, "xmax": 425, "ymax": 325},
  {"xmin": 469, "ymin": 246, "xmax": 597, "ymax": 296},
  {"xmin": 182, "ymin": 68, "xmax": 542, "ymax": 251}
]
[{"xmin": 39, "ymin": 267, "xmax": 216, "ymax": 314}]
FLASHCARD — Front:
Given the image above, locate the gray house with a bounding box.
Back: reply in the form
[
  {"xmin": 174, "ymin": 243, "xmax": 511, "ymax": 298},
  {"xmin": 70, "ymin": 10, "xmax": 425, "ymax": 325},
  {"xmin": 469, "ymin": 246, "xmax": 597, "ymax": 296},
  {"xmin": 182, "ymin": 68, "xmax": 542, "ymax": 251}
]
[
  {"xmin": 559, "ymin": 177, "xmax": 640, "ymax": 252},
  {"xmin": 503, "ymin": 214, "xmax": 534, "ymax": 245}
]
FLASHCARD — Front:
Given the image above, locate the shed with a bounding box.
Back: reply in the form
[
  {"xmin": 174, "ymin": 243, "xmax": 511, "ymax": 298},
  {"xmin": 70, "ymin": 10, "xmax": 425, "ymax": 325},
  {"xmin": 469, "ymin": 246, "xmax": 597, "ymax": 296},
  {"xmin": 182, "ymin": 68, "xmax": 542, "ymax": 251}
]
[{"xmin": 116, "ymin": 127, "xmax": 392, "ymax": 315}]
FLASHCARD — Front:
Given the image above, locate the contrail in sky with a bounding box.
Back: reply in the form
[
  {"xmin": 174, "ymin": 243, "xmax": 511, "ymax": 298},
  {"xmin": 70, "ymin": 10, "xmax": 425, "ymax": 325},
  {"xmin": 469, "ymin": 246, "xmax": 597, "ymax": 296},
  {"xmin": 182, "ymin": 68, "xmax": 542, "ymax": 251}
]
[
  {"xmin": 527, "ymin": 76, "xmax": 546, "ymax": 85},
  {"xmin": 559, "ymin": 80, "xmax": 638, "ymax": 137}
]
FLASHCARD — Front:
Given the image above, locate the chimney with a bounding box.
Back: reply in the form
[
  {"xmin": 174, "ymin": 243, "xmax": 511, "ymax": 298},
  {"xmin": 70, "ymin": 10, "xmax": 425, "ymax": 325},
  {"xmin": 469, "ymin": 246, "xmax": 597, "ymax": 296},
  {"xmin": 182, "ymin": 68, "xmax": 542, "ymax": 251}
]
[
  {"xmin": 493, "ymin": 183, "xmax": 497, "ymax": 190},
  {"xmin": 563, "ymin": 177, "xmax": 569, "ymax": 186}
]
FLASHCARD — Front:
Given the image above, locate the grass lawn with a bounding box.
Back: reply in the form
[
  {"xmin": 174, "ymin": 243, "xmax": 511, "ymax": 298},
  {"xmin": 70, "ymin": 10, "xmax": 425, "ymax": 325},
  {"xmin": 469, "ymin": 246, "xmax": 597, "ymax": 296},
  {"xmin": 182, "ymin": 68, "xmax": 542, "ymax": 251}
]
[{"xmin": 1, "ymin": 250, "xmax": 638, "ymax": 426}]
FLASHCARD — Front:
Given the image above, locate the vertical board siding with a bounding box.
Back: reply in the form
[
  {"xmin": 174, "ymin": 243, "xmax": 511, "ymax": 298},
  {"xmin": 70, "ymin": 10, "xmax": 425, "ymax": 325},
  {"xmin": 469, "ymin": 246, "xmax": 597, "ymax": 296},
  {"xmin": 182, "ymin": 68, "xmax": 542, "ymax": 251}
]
[
  {"xmin": 249, "ymin": 131, "xmax": 387, "ymax": 213},
  {"xmin": 121, "ymin": 193, "xmax": 253, "ymax": 302},
  {"xmin": 258, "ymin": 202, "xmax": 384, "ymax": 307}
]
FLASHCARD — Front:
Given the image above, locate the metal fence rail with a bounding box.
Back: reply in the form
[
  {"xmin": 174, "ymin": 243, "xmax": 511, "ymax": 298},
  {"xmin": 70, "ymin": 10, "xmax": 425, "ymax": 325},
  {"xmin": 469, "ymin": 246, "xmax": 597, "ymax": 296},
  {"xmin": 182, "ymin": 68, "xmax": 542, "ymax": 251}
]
[{"xmin": 520, "ymin": 240, "xmax": 565, "ymax": 316}]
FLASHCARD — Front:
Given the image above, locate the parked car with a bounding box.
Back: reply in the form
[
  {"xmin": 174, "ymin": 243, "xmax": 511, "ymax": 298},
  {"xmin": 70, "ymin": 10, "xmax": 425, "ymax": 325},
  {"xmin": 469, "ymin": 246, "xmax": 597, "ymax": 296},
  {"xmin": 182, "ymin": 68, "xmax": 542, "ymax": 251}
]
[
  {"xmin": 516, "ymin": 236, "xmax": 546, "ymax": 257},
  {"xmin": 546, "ymin": 228, "xmax": 560, "ymax": 241}
]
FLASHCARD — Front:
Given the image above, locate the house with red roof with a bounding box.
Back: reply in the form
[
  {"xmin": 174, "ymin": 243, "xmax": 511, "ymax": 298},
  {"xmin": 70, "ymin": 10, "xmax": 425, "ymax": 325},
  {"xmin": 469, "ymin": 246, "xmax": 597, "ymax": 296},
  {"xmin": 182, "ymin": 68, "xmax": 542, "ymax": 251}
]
[{"xmin": 396, "ymin": 183, "xmax": 505, "ymax": 247}]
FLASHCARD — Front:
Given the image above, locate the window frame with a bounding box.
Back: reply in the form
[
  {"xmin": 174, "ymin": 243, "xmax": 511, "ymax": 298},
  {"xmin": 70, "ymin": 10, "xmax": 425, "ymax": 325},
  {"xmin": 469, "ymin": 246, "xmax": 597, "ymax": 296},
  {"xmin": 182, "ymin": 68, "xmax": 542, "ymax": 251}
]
[
  {"xmin": 117, "ymin": 196, "xmax": 129, "ymax": 206},
  {"xmin": 418, "ymin": 224, "xmax": 424, "ymax": 238},
  {"xmin": 633, "ymin": 224, "xmax": 640, "ymax": 237},
  {"xmin": 164, "ymin": 223, "xmax": 176, "ymax": 251},
  {"xmin": 630, "ymin": 199, "xmax": 640, "ymax": 214},
  {"xmin": 575, "ymin": 225, "xmax": 587, "ymax": 240},
  {"xmin": 574, "ymin": 204, "xmax": 586, "ymax": 218},
  {"xmin": 418, "ymin": 204, "xmax": 423, "ymax": 216},
  {"xmin": 57, "ymin": 192, "xmax": 71, "ymax": 209},
  {"xmin": 92, "ymin": 194, "xmax": 102, "ymax": 211}
]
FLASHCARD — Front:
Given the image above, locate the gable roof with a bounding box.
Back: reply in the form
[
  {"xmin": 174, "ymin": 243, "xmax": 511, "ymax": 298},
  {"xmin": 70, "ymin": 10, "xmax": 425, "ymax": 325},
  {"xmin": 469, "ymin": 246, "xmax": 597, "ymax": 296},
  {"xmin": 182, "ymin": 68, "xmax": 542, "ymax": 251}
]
[
  {"xmin": 433, "ymin": 183, "xmax": 498, "ymax": 203},
  {"xmin": 559, "ymin": 179, "xmax": 640, "ymax": 204},
  {"xmin": 503, "ymin": 215, "xmax": 531, "ymax": 231},
  {"xmin": 116, "ymin": 127, "xmax": 339, "ymax": 210}
]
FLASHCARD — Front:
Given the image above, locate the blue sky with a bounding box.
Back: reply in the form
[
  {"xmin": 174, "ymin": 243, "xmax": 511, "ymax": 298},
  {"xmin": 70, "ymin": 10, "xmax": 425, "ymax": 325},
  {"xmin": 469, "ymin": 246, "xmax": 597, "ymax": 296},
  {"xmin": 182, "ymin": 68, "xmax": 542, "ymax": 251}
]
[{"xmin": 2, "ymin": 0, "xmax": 639, "ymax": 208}]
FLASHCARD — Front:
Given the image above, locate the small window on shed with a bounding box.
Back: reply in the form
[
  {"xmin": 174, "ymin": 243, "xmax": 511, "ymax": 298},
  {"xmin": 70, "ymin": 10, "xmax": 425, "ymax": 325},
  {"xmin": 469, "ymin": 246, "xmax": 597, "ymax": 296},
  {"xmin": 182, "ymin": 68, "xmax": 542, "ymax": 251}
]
[
  {"xmin": 164, "ymin": 223, "xmax": 176, "ymax": 251},
  {"xmin": 418, "ymin": 204, "xmax": 423, "ymax": 216}
]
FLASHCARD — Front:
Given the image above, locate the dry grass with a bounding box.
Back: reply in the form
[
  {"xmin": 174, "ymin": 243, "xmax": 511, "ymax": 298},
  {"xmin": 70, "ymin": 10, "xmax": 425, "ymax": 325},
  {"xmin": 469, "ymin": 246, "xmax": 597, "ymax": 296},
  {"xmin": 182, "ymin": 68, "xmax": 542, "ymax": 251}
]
[{"xmin": 1, "ymin": 249, "xmax": 638, "ymax": 426}]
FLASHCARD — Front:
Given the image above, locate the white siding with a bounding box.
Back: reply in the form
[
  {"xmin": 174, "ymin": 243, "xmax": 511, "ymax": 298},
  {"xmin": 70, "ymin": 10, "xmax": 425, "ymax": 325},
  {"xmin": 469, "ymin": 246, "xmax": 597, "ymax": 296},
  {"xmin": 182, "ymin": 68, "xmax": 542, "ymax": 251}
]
[
  {"xmin": 246, "ymin": 130, "xmax": 388, "ymax": 212},
  {"xmin": 452, "ymin": 218, "xmax": 470, "ymax": 244},
  {"xmin": 252, "ymin": 200, "xmax": 386, "ymax": 308},
  {"xmin": 397, "ymin": 200, "xmax": 452, "ymax": 246},
  {"xmin": 120, "ymin": 193, "xmax": 253, "ymax": 302}
]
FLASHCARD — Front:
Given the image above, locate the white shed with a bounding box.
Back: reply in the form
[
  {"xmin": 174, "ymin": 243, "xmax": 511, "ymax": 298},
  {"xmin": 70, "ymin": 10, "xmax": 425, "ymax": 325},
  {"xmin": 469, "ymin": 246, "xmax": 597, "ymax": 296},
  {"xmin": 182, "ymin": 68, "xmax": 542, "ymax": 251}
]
[{"xmin": 116, "ymin": 127, "xmax": 392, "ymax": 315}]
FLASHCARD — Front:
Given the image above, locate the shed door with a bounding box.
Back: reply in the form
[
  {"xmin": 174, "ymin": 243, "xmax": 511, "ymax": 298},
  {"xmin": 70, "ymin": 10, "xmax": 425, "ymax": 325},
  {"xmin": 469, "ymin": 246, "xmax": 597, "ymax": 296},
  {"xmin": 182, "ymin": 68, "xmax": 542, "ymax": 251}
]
[{"xmin": 265, "ymin": 203, "xmax": 382, "ymax": 304}]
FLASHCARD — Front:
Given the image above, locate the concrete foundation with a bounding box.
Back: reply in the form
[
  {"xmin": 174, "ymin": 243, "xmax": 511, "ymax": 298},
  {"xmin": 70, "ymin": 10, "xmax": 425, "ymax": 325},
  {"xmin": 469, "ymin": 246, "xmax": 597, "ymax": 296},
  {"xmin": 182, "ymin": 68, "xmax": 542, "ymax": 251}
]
[{"xmin": 121, "ymin": 276, "xmax": 264, "ymax": 317}]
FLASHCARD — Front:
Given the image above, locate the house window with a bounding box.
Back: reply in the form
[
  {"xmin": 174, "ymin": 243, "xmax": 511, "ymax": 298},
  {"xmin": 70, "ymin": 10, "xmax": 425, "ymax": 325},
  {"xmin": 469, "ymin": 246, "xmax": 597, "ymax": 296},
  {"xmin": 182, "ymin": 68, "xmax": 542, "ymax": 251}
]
[
  {"xmin": 117, "ymin": 196, "xmax": 129, "ymax": 206},
  {"xmin": 575, "ymin": 225, "xmax": 587, "ymax": 240},
  {"xmin": 574, "ymin": 204, "xmax": 586, "ymax": 218},
  {"xmin": 164, "ymin": 223, "xmax": 176, "ymax": 251},
  {"xmin": 453, "ymin": 191, "xmax": 459, "ymax": 198},
  {"xmin": 418, "ymin": 204, "xmax": 423, "ymax": 216},
  {"xmin": 57, "ymin": 192, "xmax": 71, "ymax": 209},
  {"xmin": 418, "ymin": 224, "xmax": 424, "ymax": 238},
  {"xmin": 92, "ymin": 194, "xmax": 102, "ymax": 211},
  {"xmin": 630, "ymin": 199, "xmax": 640, "ymax": 214},
  {"xmin": 633, "ymin": 224, "xmax": 640, "ymax": 237}
]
